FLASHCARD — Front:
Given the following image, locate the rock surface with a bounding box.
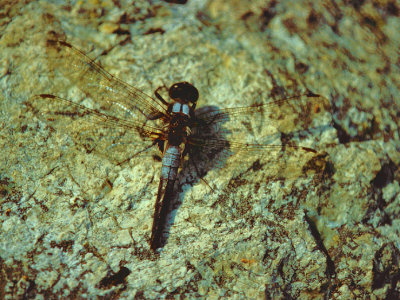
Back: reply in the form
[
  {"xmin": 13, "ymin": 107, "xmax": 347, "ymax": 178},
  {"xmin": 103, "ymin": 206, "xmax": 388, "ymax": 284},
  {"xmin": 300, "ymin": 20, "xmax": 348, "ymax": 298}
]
[{"xmin": 1, "ymin": 0, "xmax": 399, "ymax": 298}]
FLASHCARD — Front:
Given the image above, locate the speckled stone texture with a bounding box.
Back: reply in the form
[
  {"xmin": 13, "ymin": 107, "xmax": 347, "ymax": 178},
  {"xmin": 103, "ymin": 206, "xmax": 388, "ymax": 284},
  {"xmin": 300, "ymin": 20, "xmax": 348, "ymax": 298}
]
[{"xmin": 1, "ymin": 0, "xmax": 399, "ymax": 299}]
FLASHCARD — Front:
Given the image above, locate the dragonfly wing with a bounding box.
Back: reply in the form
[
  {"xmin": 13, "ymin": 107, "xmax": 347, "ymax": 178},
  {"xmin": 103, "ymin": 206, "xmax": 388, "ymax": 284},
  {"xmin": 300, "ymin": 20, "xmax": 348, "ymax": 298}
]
[
  {"xmin": 188, "ymin": 139, "xmax": 327, "ymax": 181},
  {"xmin": 29, "ymin": 94, "xmax": 163, "ymax": 164},
  {"xmin": 190, "ymin": 93, "xmax": 332, "ymax": 180},
  {"xmin": 44, "ymin": 39, "xmax": 168, "ymax": 126},
  {"xmin": 195, "ymin": 92, "xmax": 331, "ymax": 138}
]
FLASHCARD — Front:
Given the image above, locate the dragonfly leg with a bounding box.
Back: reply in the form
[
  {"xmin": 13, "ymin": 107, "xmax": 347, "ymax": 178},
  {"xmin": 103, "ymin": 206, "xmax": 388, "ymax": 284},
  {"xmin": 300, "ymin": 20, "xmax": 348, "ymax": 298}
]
[
  {"xmin": 187, "ymin": 147, "xmax": 215, "ymax": 193},
  {"xmin": 154, "ymin": 85, "xmax": 170, "ymax": 106}
]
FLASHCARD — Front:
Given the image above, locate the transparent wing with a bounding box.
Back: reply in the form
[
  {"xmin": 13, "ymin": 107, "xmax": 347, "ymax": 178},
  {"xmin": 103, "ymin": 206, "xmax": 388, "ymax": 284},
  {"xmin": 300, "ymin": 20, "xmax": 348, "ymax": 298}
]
[
  {"xmin": 189, "ymin": 93, "xmax": 332, "ymax": 180},
  {"xmin": 44, "ymin": 39, "xmax": 168, "ymax": 126},
  {"xmin": 29, "ymin": 94, "xmax": 163, "ymax": 164}
]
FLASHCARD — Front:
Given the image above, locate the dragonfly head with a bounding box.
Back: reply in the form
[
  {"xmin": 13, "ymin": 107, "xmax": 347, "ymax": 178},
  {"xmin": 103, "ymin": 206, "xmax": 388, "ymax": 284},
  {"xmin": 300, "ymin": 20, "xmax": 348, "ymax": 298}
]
[{"xmin": 169, "ymin": 82, "xmax": 199, "ymax": 104}]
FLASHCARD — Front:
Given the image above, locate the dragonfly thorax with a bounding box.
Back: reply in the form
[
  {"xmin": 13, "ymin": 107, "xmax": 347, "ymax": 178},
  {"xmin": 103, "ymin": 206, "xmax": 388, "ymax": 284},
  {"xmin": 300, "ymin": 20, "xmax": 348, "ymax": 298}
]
[
  {"xmin": 167, "ymin": 110, "xmax": 191, "ymax": 146},
  {"xmin": 171, "ymin": 102, "xmax": 190, "ymax": 116}
]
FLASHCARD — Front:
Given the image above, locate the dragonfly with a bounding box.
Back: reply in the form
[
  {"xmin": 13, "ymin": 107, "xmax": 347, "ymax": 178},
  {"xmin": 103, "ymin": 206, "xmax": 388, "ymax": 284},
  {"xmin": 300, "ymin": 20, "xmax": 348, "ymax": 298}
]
[{"xmin": 29, "ymin": 39, "xmax": 331, "ymax": 251}]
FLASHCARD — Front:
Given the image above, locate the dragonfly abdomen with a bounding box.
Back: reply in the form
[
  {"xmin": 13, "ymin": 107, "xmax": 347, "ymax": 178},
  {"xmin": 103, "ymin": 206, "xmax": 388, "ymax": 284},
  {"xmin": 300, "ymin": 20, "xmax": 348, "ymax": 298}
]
[
  {"xmin": 161, "ymin": 145, "xmax": 181, "ymax": 180},
  {"xmin": 150, "ymin": 145, "xmax": 181, "ymax": 250}
]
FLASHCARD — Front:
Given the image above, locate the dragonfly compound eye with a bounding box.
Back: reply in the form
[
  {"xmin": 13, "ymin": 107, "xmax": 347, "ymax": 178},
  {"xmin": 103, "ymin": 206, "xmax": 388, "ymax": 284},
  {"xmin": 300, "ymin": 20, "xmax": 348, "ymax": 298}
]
[{"xmin": 169, "ymin": 81, "xmax": 199, "ymax": 103}]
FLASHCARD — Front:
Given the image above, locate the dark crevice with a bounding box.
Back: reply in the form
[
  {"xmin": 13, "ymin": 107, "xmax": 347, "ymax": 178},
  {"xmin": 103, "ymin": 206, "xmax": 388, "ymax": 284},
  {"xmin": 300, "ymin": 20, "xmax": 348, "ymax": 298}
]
[
  {"xmin": 259, "ymin": 0, "xmax": 278, "ymax": 31},
  {"xmin": 304, "ymin": 213, "xmax": 336, "ymax": 279},
  {"xmin": 144, "ymin": 27, "xmax": 165, "ymax": 35},
  {"xmin": 98, "ymin": 266, "xmax": 131, "ymax": 289},
  {"xmin": 361, "ymin": 160, "xmax": 398, "ymax": 226},
  {"xmin": 304, "ymin": 212, "xmax": 337, "ymax": 300},
  {"xmin": 162, "ymin": 0, "xmax": 188, "ymax": 4},
  {"xmin": 371, "ymin": 160, "xmax": 396, "ymax": 189},
  {"xmin": 372, "ymin": 243, "xmax": 400, "ymax": 298},
  {"xmin": 331, "ymin": 120, "xmax": 350, "ymax": 144}
]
